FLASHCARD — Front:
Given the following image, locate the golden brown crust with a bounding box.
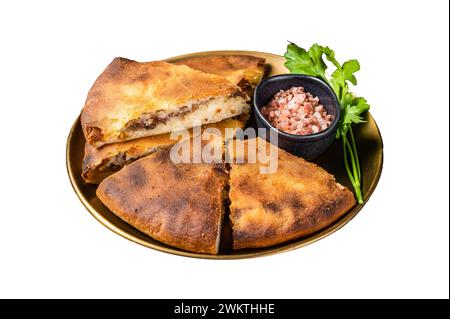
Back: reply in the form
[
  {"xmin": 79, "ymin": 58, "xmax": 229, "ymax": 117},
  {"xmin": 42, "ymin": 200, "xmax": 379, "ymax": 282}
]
[
  {"xmin": 228, "ymin": 138, "xmax": 356, "ymax": 249},
  {"xmin": 96, "ymin": 145, "xmax": 228, "ymax": 254},
  {"xmin": 82, "ymin": 136, "xmax": 172, "ymax": 185},
  {"xmin": 174, "ymin": 55, "xmax": 266, "ymax": 96},
  {"xmin": 81, "ymin": 58, "xmax": 247, "ymax": 147},
  {"xmin": 82, "ymin": 116, "xmax": 248, "ymax": 184}
]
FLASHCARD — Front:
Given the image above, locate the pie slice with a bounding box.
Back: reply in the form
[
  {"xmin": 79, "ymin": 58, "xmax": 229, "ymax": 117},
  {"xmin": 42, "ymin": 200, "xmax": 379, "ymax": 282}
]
[
  {"xmin": 81, "ymin": 58, "xmax": 249, "ymax": 147},
  {"xmin": 96, "ymin": 139, "xmax": 228, "ymax": 254},
  {"xmin": 174, "ymin": 55, "xmax": 266, "ymax": 96},
  {"xmin": 228, "ymin": 138, "xmax": 356, "ymax": 249},
  {"xmin": 81, "ymin": 55, "xmax": 261, "ymax": 184},
  {"xmin": 82, "ymin": 114, "xmax": 248, "ymax": 184}
]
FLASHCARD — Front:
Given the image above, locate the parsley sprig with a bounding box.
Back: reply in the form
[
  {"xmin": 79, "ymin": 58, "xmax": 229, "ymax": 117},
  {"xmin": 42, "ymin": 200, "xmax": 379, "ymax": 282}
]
[{"xmin": 284, "ymin": 42, "xmax": 370, "ymax": 203}]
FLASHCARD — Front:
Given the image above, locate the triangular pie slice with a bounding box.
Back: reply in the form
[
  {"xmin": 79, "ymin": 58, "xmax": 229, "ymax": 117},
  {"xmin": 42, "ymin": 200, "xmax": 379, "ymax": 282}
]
[
  {"xmin": 82, "ymin": 114, "xmax": 248, "ymax": 184},
  {"xmin": 81, "ymin": 58, "xmax": 249, "ymax": 147},
  {"xmin": 174, "ymin": 55, "xmax": 266, "ymax": 96},
  {"xmin": 228, "ymin": 138, "xmax": 356, "ymax": 250},
  {"xmin": 96, "ymin": 138, "xmax": 228, "ymax": 254}
]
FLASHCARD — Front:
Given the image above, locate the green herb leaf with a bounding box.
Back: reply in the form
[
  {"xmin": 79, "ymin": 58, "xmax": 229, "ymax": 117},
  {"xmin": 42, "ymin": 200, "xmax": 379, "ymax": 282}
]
[
  {"xmin": 330, "ymin": 59, "xmax": 360, "ymax": 93},
  {"xmin": 321, "ymin": 46, "xmax": 341, "ymax": 70},
  {"xmin": 343, "ymin": 97, "xmax": 370, "ymax": 125},
  {"xmin": 284, "ymin": 43, "xmax": 327, "ymax": 80},
  {"xmin": 307, "ymin": 44, "xmax": 328, "ymax": 79},
  {"xmin": 342, "ymin": 60, "xmax": 360, "ymax": 85}
]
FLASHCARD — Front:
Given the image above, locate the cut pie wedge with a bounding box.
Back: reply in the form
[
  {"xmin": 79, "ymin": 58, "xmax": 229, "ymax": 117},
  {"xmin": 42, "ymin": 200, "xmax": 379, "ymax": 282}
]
[
  {"xmin": 81, "ymin": 58, "xmax": 249, "ymax": 147},
  {"xmin": 228, "ymin": 138, "xmax": 356, "ymax": 249},
  {"xmin": 82, "ymin": 114, "xmax": 248, "ymax": 184},
  {"xmin": 174, "ymin": 55, "xmax": 266, "ymax": 96},
  {"xmin": 96, "ymin": 139, "xmax": 228, "ymax": 254}
]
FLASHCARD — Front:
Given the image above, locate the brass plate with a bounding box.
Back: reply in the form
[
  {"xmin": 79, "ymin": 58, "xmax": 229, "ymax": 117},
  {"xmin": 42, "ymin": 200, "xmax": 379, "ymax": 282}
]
[{"xmin": 66, "ymin": 51, "xmax": 383, "ymax": 259}]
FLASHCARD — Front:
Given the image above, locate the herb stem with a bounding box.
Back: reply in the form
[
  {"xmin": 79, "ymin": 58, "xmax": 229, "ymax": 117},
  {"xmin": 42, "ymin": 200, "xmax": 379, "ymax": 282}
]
[
  {"xmin": 342, "ymin": 129, "xmax": 364, "ymax": 204},
  {"xmin": 342, "ymin": 133, "xmax": 355, "ymax": 186},
  {"xmin": 349, "ymin": 126, "xmax": 361, "ymax": 180},
  {"xmin": 353, "ymin": 182, "xmax": 363, "ymax": 204},
  {"xmin": 345, "ymin": 132, "xmax": 359, "ymax": 181}
]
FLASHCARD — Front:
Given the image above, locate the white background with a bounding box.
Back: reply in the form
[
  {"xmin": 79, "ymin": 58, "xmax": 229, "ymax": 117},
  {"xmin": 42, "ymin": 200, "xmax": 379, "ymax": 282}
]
[{"xmin": 0, "ymin": 0, "xmax": 448, "ymax": 299}]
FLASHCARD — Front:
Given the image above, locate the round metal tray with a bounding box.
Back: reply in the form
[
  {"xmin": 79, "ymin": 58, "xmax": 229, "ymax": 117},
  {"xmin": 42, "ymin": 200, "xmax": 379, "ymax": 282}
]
[{"xmin": 67, "ymin": 51, "xmax": 383, "ymax": 259}]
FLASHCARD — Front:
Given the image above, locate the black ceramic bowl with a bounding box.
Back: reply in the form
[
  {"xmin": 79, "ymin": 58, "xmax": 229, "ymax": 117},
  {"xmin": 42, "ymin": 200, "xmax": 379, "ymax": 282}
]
[{"xmin": 253, "ymin": 74, "xmax": 340, "ymax": 160}]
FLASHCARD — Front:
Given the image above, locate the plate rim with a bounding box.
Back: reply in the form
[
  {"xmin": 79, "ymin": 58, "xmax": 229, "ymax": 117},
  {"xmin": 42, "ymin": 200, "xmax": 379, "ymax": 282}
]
[{"xmin": 66, "ymin": 50, "xmax": 384, "ymax": 259}]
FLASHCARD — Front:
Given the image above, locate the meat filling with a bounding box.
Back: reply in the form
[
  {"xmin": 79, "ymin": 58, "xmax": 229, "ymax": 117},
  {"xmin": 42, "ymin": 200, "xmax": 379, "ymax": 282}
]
[
  {"xmin": 99, "ymin": 152, "xmax": 134, "ymax": 172},
  {"xmin": 99, "ymin": 150, "xmax": 157, "ymax": 173},
  {"xmin": 125, "ymin": 102, "xmax": 204, "ymax": 131}
]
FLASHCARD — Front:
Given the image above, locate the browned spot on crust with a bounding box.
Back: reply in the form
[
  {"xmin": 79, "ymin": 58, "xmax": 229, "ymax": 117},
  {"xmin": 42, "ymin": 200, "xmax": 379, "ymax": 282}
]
[
  {"xmin": 126, "ymin": 162, "xmax": 147, "ymax": 188},
  {"xmin": 287, "ymin": 197, "xmax": 304, "ymax": 211},
  {"xmin": 262, "ymin": 202, "xmax": 281, "ymax": 213},
  {"xmin": 153, "ymin": 148, "xmax": 171, "ymax": 162},
  {"xmin": 167, "ymin": 163, "xmax": 184, "ymax": 180},
  {"xmin": 100, "ymin": 178, "xmax": 132, "ymax": 207},
  {"xmin": 108, "ymin": 57, "xmax": 129, "ymax": 79},
  {"xmin": 135, "ymin": 73, "xmax": 150, "ymax": 82},
  {"xmin": 320, "ymin": 200, "xmax": 338, "ymax": 217}
]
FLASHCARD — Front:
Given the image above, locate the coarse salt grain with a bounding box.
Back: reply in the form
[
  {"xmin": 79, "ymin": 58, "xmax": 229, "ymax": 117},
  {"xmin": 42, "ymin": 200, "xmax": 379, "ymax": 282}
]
[{"xmin": 261, "ymin": 86, "xmax": 334, "ymax": 135}]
